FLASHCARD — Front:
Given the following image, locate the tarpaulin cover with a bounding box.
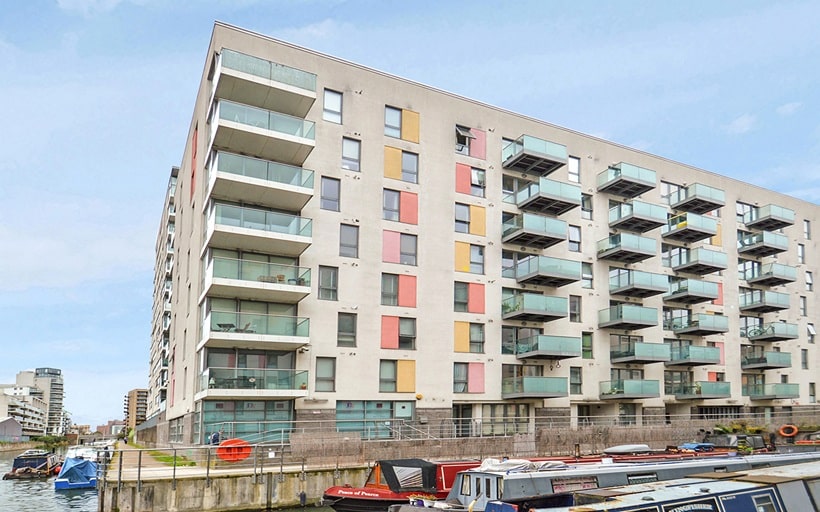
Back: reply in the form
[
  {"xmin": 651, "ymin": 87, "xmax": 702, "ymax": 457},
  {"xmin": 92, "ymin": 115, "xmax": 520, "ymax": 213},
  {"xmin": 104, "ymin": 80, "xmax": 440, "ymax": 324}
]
[
  {"xmin": 378, "ymin": 459, "xmax": 437, "ymax": 492},
  {"xmin": 56, "ymin": 457, "xmax": 97, "ymax": 483}
]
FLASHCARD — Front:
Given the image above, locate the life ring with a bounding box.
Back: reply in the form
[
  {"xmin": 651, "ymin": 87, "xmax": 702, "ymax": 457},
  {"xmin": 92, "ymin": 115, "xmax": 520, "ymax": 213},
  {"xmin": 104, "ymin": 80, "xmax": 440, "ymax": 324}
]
[
  {"xmin": 779, "ymin": 424, "xmax": 799, "ymax": 437},
  {"xmin": 215, "ymin": 438, "xmax": 252, "ymax": 462}
]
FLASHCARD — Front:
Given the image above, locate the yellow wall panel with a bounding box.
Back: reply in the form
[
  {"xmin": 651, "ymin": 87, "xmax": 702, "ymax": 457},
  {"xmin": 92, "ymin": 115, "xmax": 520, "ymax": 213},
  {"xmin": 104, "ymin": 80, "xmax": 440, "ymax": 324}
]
[
  {"xmin": 384, "ymin": 146, "xmax": 402, "ymax": 179},
  {"xmin": 401, "ymin": 109, "xmax": 420, "ymax": 143},
  {"xmin": 454, "ymin": 242, "xmax": 470, "ymax": 272},
  {"xmin": 397, "ymin": 360, "xmax": 416, "ymax": 392},
  {"xmin": 711, "ymin": 222, "xmax": 722, "ymax": 247},
  {"xmin": 470, "ymin": 205, "xmax": 486, "ymax": 236},
  {"xmin": 454, "ymin": 321, "xmax": 470, "ymax": 352}
]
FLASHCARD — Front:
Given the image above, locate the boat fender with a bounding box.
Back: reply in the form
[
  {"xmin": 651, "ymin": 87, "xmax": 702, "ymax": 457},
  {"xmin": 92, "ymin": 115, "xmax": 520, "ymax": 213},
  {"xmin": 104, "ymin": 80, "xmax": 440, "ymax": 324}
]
[{"xmin": 779, "ymin": 424, "xmax": 798, "ymax": 437}]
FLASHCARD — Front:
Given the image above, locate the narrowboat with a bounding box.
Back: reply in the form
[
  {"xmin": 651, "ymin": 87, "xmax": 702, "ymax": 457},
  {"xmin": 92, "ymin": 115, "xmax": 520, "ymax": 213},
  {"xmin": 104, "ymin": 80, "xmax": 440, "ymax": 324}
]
[{"xmin": 2, "ymin": 449, "xmax": 60, "ymax": 480}]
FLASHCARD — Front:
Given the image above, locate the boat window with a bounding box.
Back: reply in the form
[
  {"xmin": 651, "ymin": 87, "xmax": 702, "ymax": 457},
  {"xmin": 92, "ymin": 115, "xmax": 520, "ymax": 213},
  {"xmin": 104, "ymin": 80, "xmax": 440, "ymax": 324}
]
[
  {"xmin": 475, "ymin": 476, "xmax": 482, "ymax": 497},
  {"xmin": 552, "ymin": 476, "xmax": 599, "ymax": 493},
  {"xmin": 627, "ymin": 473, "xmax": 658, "ymax": 484},
  {"xmin": 460, "ymin": 474, "xmax": 471, "ymax": 496},
  {"xmin": 713, "ymin": 466, "xmax": 728, "ymax": 473},
  {"xmin": 497, "ymin": 477, "xmax": 503, "ymax": 500},
  {"xmin": 485, "ymin": 478, "xmax": 492, "ymax": 499},
  {"xmin": 751, "ymin": 494, "xmax": 777, "ymax": 512}
]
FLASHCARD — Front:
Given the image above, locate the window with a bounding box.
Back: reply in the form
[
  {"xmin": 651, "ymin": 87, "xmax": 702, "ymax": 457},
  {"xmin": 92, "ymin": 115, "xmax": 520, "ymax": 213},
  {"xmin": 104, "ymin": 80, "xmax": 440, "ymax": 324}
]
[
  {"xmin": 384, "ymin": 106, "xmax": 401, "ymax": 138},
  {"xmin": 569, "ymin": 295, "xmax": 581, "ymax": 322},
  {"xmin": 379, "ymin": 360, "xmax": 397, "ymax": 392},
  {"xmin": 581, "ymin": 194, "xmax": 593, "ymax": 220},
  {"xmin": 455, "ymin": 203, "xmax": 471, "ymax": 233},
  {"xmin": 340, "ymin": 224, "xmax": 359, "ymax": 258},
  {"xmin": 454, "ymin": 282, "xmax": 468, "ymax": 312},
  {"xmin": 455, "ymin": 125, "xmax": 474, "ymax": 155},
  {"xmin": 316, "ymin": 357, "xmax": 336, "ymax": 391},
  {"xmin": 402, "ymin": 151, "xmax": 418, "ymax": 183},
  {"xmin": 582, "ymin": 332, "xmax": 593, "ymax": 359},
  {"xmin": 810, "ymin": 382, "xmax": 816, "ymax": 403},
  {"xmin": 570, "ymin": 367, "xmax": 582, "ymax": 394},
  {"xmin": 809, "ymin": 323, "xmax": 816, "ymax": 344},
  {"xmin": 337, "ymin": 313, "xmax": 356, "ymax": 347},
  {"xmin": 798, "ymin": 243, "xmax": 806, "ymax": 263},
  {"xmin": 323, "ymin": 89, "xmax": 342, "ymax": 123},
  {"xmin": 469, "ymin": 323, "xmax": 484, "ymax": 353},
  {"xmin": 453, "ymin": 281, "xmax": 484, "ymax": 313},
  {"xmin": 383, "ymin": 189, "xmax": 400, "ymax": 221},
  {"xmin": 399, "ymin": 318, "xmax": 416, "ymax": 349},
  {"xmin": 568, "ymin": 156, "xmax": 580, "ymax": 183},
  {"xmin": 805, "ymin": 219, "xmax": 812, "ymax": 239},
  {"xmin": 581, "ymin": 262, "xmax": 594, "ymax": 289},
  {"xmin": 807, "ymin": 271, "xmax": 814, "ymax": 291},
  {"xmin": 568, "ymin": 225, "xmax": 581, "ymax": 252},
  {"xmin": 400, "ymin": 234, "xmax": 417, "ymax": 265},
  {"xmin": 321, "ymin": 177, "xmax": 340, "ymax": 211},
  {"xmin": 453, "ymin": 363, "xmax": 469, "ymax": 392},
  {"xmin": 800, "ymin": 296, "xmax": 808, "ymax": 316},
  {"xmin": 501, "ymin": 326, "xmax": 543, "ymax": 354},
  {"xmin": 802, "ymin": 349, "xmax": 809, "ymax": 369},
  {"xmin": 470, "ymin": 167, "xmax": 486, "ymax": 197},
  {"xmin": 381, "ymin": 274, "xmax": 398, "ymax": 305},
  {"xmin": 736, "ymin": 201, "xmax": 754, "ymax": 224},
  {"xmin": 470, "ymin": 245, "xmax": 484, "ymax": 274},
  {"xmin": 318, "ymin": 266, "xmax": 338, "ymax": 300},
  {"xmin": 342, "ymin": 137, "xmax": 361, "ymax": 171}
]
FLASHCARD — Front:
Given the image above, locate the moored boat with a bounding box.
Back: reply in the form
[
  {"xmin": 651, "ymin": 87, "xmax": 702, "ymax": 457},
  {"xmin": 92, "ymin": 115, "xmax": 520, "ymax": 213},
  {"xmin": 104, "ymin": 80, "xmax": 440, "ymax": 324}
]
[
  {"xmin": 54, "ymin": 456, "xmax": 98, "ymax": 490},
  {"xmin": 2, "ymin": 449, "xmax": 60, "ymax": 480}
]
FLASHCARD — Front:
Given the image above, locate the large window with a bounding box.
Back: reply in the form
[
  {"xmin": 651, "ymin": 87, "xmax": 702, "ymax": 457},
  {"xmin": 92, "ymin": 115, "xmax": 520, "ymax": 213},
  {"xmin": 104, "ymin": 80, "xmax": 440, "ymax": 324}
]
[
  {"xmin": 379, "ymin": 360, "xmax": 397, "ymax": 392},
  {"xmin": 337, "ymin": 313, "xmax": 356, "ymax": 347},
  {"xmin": 582, "ymin": 332, "xmax": 593, "ymax": 359},
  {"xmin": 470, "ymin": 245, "xmax": 484, "ymax": 274},
  {"xmin": 568, "ymin": 225, "xmax": 581, "ymax": 252},
  {"xmin": 567, "ymin": 156, "xmax": 580, "ymax": 183},
  {"xmin": 569, "ymin": 295, "xmax": 581, "ymax": 322},
  {"xmin": 402, "ymin": 151, "xmax": 419, "ymax": 184},
  {"xmin": 342, "ymin": 137, "xmax": 361, "ymax": 171},
  {"xmin": 383, "ymin": 189, "xmax": 400, "ymax": 221},
  {"xmin": 318, "ymin": 266, "xmax": 338, "ymax": 300},
  {"xmin": 470, "ymin": 167, "xmax": 486, "ymax": 197},
  {"xmin": 381, "ymin": 274, "xmax": 399, "ymax": 305},
  {"xmin": 581, "ymin": 194, "xmax": 593, "ymax": 220},
  {"xmin": 455, "ymin": 203, "xmax": 471, "ymax": 233},
  {"xmin": 454, "ymin": 282, "xmax": 469, "ymax": 311},
  {"xmin": 321, "ymin": 177, "xmax": 340, "ymax": 211},
  {"xmin": 323, "ymin": 89, "xmax": 342, "ymax": 123},
  {"xmin": 400, "ymin": 234, "xmax": 417, "ymax": 265},
  {"xmin": 570, "ymin": 367, "xmax": 582, "ymax": 394},
  {"xmin": 581, "ymin": 262, "xmax": 594, "ymax": 288},
  {"xmin": 455, "ymin": 125, "xmax": 474, "ymax": 155},
  {"xmin": 501, "ymin": 326, "xmax": 543, "ymax": 355},
  {"xmin": 453, "ymin": 363, "xmax": 469, "ymax": 393},
  {"xmin": 339, "ymin": 224, "xmax": 359, "ymax": 258},
  {"xmin": 384, "ymin": 106, "xmax": 401, "ymax": 138},
  {"xmin": 470, "ymin": 323, "xmax": 484, "ymax": 353},
  {"xmin": 315, "ymin": 357, "xmax": 336, "ymax": 391},
  {"xmin": 399, "ymin": 318, "xmax": 416, "ymax": 350}
]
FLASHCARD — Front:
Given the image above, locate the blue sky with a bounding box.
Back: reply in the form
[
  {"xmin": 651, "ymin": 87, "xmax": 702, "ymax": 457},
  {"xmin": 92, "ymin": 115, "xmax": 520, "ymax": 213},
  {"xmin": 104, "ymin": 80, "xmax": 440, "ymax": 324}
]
[{"xmin": 1, "ymin": 0, "xmax": 819, "ymax": 428}]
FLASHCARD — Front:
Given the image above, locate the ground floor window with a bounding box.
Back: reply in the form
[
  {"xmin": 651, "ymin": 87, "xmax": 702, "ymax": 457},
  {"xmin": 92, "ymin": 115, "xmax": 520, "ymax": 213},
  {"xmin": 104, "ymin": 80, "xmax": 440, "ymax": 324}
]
[
  {"xmin": 201, "ymin": 400, "xmax": 293, "ymax": 443},
  {"xmin": 336, "ymin": 400, "xmax": 415, "ymax": 439},
  {"xmin": 480, "ymin": 403, "xmax": 529, "ymax": 436}
]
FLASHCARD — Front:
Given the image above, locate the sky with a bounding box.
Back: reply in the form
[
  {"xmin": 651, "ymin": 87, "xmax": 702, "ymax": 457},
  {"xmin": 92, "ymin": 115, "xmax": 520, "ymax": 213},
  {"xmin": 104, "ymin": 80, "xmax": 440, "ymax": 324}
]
[{"xmin": 1, "ymin": 0, "xmax": 819, "ymax": 429}]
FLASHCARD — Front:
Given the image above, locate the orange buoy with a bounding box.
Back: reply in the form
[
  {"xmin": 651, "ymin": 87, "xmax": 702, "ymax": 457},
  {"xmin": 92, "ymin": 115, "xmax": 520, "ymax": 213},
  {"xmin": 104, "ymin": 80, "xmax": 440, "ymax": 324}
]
[
  {"xmin": 215, "ymin": 438, "xmax": 252, "ymax": 462},
  {"xmin": 778, "ymin": 424, "xmax": 798, "ymax": 437}
]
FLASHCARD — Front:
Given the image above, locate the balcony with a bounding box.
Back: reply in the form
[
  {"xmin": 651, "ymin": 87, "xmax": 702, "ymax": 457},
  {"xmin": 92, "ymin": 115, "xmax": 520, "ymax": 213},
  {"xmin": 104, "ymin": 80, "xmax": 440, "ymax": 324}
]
[
  {"xmin": 608, "ymin": 201, "xmax": 668, "ymax": 233},
  {"xmin": 673, "ymin": 381, "xmax": 731, "ymax": 400},
  {"xmin": 737, "ymin": 231, "xmax": 789, "ymax": 258},
  {"xmin": 598, "ymin": 304, "xmax": 658, "ymax": 330},
  {"xmin": 665, "ymin": 345, "xmax": 722, "ymax": 366},
  {"xmin": 671, "ymin": 248, "xmax": 728, "ymax": 275},
  {"xmin": 514, "ymin": 256, "xmax": 581, "ymax": 287},
  {"xmin": 211, "ymin": 100, "xmax": 315, "ymax": 165},
  {"xmin": 209, "ymin": 151, "xmax": 314, "ymax": 211},
  {"xmin": 745, "ymin": 262, "xmax": 797, "ymax": 287},
  {"xmin": 214, "ymin": 48, "xmax": 316, "ymax": 117},
  {"xmin": 204, "ymin": 310, "xmax": 309, "ymax": 351},
  {"xmin": 743, "ymin": 383, "xmax": 799, "ymax": 400},
  {"xmin": 597, "ymin": 233, "xmax": 656, "ymax": 263},
  {"xmin": 739, "ymin": 290, "xmax": 790, "ymax": 313},
  {"xmin": 741, "ymin": 350, "xmax": 791, "ymax": 370},
  {"xmin": 609, "ymin": 270, "xmax": 668, "ymax": 298},
  {"xmin": 670, "ymin": 314, "xmax": 729, "ymax": 336},
  {"xmin": 206, "ymin": 203, "xmax": 312, "ymax": 256},
  {"xmin": 744, "ymin": 204, "xmax": 795, "ymax": 231},
  {"xmin": 204, "ymin": 257, "xmax": 311, "ymax": 304},
  {"xmin": 501, "ymin": 135, "xmax": 567, "ymax": 176},
  {"xmin": 746, "ymin": 322, "xmax": 799, "ymax": 342},
  {"xmin": 661, "ymin": 212, "xmax": 717, "ymax": 243},
  {"xmin": 502, "ymin": 213, "xmax": 566, "ymax": 249},
  {"xmin": 610, "ymin": 342, "xmax": 671, "ymax": 364},
  {"xmin": 502, "ymin": 293, "xmax": 567, "ymax": 322},
  {"xmin": 514, "ymin": 178, "xmax": 581, "ymax": 216},
  {"xmin": 515, "ymin": 335, "xmax": 582, "ymax": 360},
  {"xmin": 596, "ymin": 162, "xmax": 656, "ymax": 198},
  {"xmin": 502, "ymin": 376, "xmax": 567, "ymax": 399},
  {"xmin": 599, "ymin": 379, "xmax": 660, "ymax": 400},
  {"xmin": 667, "ymin": 183, "xmax": 726, "ymax": 214},
  {"xmin": 663, "ymin": 279, "xmax": 719, "ymax": 304},
  {"xmin": 198, "ymin": 368, "xmax": 309, "ymax": 400}
]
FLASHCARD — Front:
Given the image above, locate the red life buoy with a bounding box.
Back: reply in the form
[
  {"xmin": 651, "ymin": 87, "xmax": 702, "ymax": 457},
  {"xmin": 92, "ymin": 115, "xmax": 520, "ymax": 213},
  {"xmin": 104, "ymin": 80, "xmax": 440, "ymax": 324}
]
[
  {"xmin": 215, "ymin": 438, "xmax": 252, "ymax": 462},
  {"xmin": 778, "ymin": 424, "xmax": 798, "ymax": 437}
]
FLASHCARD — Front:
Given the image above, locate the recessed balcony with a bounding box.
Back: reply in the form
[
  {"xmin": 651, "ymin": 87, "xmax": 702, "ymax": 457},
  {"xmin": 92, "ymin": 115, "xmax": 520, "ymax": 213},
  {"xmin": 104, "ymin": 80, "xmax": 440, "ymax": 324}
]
[
  {"xmin": 610, "ymin": 342, "xmax": 670, "ymax": 364},
  {"xmin": 609, "ymin": 269, "xmax": 668, "ymax": 298},
  {"xmin": 737, "ymin": 231, "xmax": 789, "ymax": 258},
  {"xmin": 596, "ymin": 163, "xmax": 656, "ymax": 198},
  {"xmin": 502, "ymin": 212, "xmax": 567, "ymax": 249},
  {"xmin": 213, "ymin": 48, "xmax": 316, "ymax": 117},
  {"xmin": 745, "ymin": 262, "xmax": 797, "ymax": 287},
  {"xmin": 206, "ymin": 203, "xmax": 312, "ymax": 256},
  {"xmin": 663, "ymin": 279, "xmax": 719, "ymax": 304},
  {"xmin": 743, "ymin": 204, "xmax": 795, "ymax": 231},
  {"xmin": 203, "ymin": 310, "xmax": 309, "ymax": 351},
  {"xmin": 670, "ymin": 314, "xmax": 729, "ymax": 336},
  {"xmin": 599, "ymin": 379, "xmax": 660, "ymax": 400},
  {"xmin": 671, "ymin": 248, "xmax": 728, "ymax": 275},
  {"xmin": 739, "ymin": 290, "xmax": 790, "ymax": 313},
  {"xmin": 501, "ymin": 293, "xmax": 567, "ymax": 322},
  {"xmin": 597, "ymin": 233, "xmax": 657, "ymax": 263},
  {"xmin": 743, "ymin": 383, "xmax": 799, "ymax": 400},
  {"xmin": 741, "ymin": 350, "xmax": 791, "ymax": 370},
  {"xmin": 661, "ymin": 212, "xmax": 717, "ymax": 243},
  {"xmin": 746, "ymin": 322, "xmax": 799, "ymax": 342},
  {"xmin": 514, "ymin": 178, "xmax": 581, "ymax": 216},
  {"xmin": 501, "ymin": 376, "xmax": 567, "ymax": 399},
  {"xmin": 608, "ymin": 201, "xmax": 668, "ymax": 233},
  {"xmin": 598, "ymin": 304, "xmax": 658, "ymax": 330},
  {"xmin": 197, "ymin": 367, "xmax": 309, "ymax": 400},
  {"xmin": 208, "ymin": 151, "xmax": 314, "ymax": 211},
  {"xmin": 515, "ymin": 335, "xmax": 582, "ymax": 360},
  {"xmin": 501, "ymin": 135, "xmax": 567, "ymax": 176},
  {"xmin": 665, "ymin": 345, "xmax": 722, "ymax": 366},
  {"xmin": 672, "ymin": 381, "xmax": 731, "ymax": 400},
  {"xmin": 514, "ymin": 256, "xmax": 581, "ymax": 287},
  {"xmin": 203, "ymin": 257, "xmax": 311, "ymax": 303},
  {"xmin": 211, "ymin": 100, "xmax": 315, "ymax": 165},
  {"xmin": 667, "ymin": 183, "xmax": 726, "ymax": 214}
]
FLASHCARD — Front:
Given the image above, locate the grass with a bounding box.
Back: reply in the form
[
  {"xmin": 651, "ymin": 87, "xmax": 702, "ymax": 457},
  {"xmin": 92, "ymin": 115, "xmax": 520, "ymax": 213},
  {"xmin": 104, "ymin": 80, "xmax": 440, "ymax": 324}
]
[{"xmin": 148, "ymin": 450, "xmax": 197, "ymax": 467}]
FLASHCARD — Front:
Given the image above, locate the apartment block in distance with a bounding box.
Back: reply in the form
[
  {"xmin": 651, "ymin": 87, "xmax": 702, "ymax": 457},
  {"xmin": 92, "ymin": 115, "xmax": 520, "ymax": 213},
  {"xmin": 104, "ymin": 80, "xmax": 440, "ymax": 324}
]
[
  {"xmin": 124, "ymin": 388, "xmax": 149, "ymax": 432},
  {"xmin": 148, "ymin": 22, "xmax": 819, "ymax": 444}
]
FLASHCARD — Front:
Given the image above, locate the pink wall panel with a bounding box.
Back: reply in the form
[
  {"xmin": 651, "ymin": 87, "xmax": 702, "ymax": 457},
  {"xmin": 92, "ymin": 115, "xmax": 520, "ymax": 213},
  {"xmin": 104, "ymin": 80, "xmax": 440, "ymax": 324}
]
[
  {"xmin": 381, "ymin": 316, "xmax": 399, "ymax": 349},
  {"xmin": 468, "ymin": 283, "xmax": 485, "ymax": 313},
  {"xmin": 455, "ymin": 163, "xmax": 472, "ymax": 194},
  {"xmin": 713, "ymin": 283, "xmax": 724, "ymax": 305},
  {"xmin": 470, "ymin": 128, "xmax": 486, "ymax": 160},
  {"xmin": 400, "ymin": 192, "xmax": 418, "ymax": 225},
  {"xmin": 467, "ymin": 362, "xmax": 485, "ymax": 393},
  {"xmin": 398, "ymin": 275, "xmax": 417, "ymax": 307},
  {"xmin": 715, "ymin": 342, "xmax": 725, "ymax": 365},
  {"xmin": 383, "ymin": 230, "xmax": 401, "ymax": 263}
]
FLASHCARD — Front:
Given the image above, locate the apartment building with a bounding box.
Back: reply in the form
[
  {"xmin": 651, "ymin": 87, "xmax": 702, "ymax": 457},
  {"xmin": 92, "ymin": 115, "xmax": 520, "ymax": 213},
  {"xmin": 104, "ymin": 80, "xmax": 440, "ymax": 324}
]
[
  {"xmin": 15, "ymin": 368, "xmax": 65, "ymax": 436},
  {"xmin": 124, "ymin": 388, "xmax": 148, "ymax": 432},
  {"xmin": 150, "ymin": 22, "xmax": 819, "ymax": 444}
]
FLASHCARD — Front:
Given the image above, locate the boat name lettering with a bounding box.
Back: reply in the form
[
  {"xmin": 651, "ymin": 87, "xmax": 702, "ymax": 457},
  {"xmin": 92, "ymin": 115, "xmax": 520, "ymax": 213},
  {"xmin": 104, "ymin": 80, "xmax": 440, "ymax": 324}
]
[{"xmin": 335, "ymin": 489, "xmax": 381, "ymax": 498}]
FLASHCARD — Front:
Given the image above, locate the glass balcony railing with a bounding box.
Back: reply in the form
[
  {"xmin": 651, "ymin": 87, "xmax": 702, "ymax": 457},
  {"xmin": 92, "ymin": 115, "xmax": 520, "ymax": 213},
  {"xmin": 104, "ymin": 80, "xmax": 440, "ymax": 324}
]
[
  {"xmin": 515, "ymin": 178, "xmax": 582, "ymax": 206},
  {"xmin": 596, "ymin": 163, "xmax": 656, "ymax": 189},
  {"xmin": 502, "ymin": 294, "xmax": 567, "ymax": 317},
  {"xmin": 669, "ymin": 345, "xmax": 721, "ymax": 364},
  {"xmin": 743, "ymin": 204, "xmax": 795, "ymax": 226},
  {"xmin": 502, "ymin": 376, "xmax": 567, "ymax": 396},
  {"xmin": 610, "ymin": 342, "xmax": 671, "ymax": 361},
  {"xmin": 502, "ymin": 213, "xmax": 567, "ymax": 240},
  {"xmin": 501, "ymin": 135, "xmax": 567, "ymax": 165},
  {"xmin": 667, "ymin": 183, "xmax": 725, "ymax": 208},
  {"xmin": 670, "ymin": 314, "xmax": 729, "ymax": 332},
  {"xmin": 671, "ymin": 381, "xmax": 730, "ymax": 397},
  {"xmin": 746, "ymin": 322, "xmax": 799, "ymax": 340},
  {"xmin": 738, "ymin": 231, "xmax": 789, "ymax": 252},
  {"xmin": 211, "ymin": 256, "xmax": 311, "ymax": 285},
  {"xmin": 743, "ymin": 383, "xmax": 799, "ymax": 398},
  {"xmin": 221, "ymin": 49, "xmax": 317, "ymax": 92},
  {"xmin": 516, "ymin": 335, "xmax": 582, "ymax": 357},
  {"xmin": 215, "ymin": 151, "xmax": 314, "ymax": 188},
  {"xmin": 209, "ymin": 310, "xmax": 309, "ymax": 337},
  {"xmin": 598, "ymin": 304, "xmax": 658, "ymax": 325},
  {"xmin": 665, "ymin": 279, "xmax": 719, "ymax": 298},
  {"xmin": 213, "ymin": 203, "xmax": 312, "ymax": 237},
  {"xmin": 662, "ymin": 212, "xmax": 718, "ymax": 235},
  {"xmin": 609, "ymin": 270, "xmax": 668, "ymax": 292},
  {"xmin": 744, "ymin": 262, "xmax": 797, "ymax": 283},
  {"xmin": 200, "ymin": 367, "xmax": 309, "ymax": 393},
  {"xmin": 597, "ymin": 233, "xmax": 657, "ymax": 255},
  {"xmin": 608, "ymin": 201, "xmax": 668, "ymax": 225},
  {"xmin": 742, "ymin": 350, "xmax": 791, "ymax": 368},
  {"xmin": 218, "ymin": 100, "xmax": 316, "ymax": 140},
  {"xmin": 671, "ymin": 247, "xmax": 728, "ymax": 270},
  {"xmin": 515, "ymin": 256, "xmax": 581, "ymax": 282},
  {"xmin": 600, "ymin": 379, "xmax": 660, "ymax": 397},
  {"xmin": 739, "ymin": 290, "xmax": 790, "ymax": 309}
]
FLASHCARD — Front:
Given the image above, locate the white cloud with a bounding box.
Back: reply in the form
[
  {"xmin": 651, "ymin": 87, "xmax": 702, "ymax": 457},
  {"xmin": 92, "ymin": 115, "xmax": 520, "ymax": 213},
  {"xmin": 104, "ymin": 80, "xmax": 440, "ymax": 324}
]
[
  {"xmin": 724, "ymin": 114, "xmax": 757, "ymax": 135},
  {"xmin": 56, "ymin": 0, "xmax": 125, "ymax": 15},
  {"xmin": 776, "ymin": 102, "xmax": 802, "ymax": 116}
]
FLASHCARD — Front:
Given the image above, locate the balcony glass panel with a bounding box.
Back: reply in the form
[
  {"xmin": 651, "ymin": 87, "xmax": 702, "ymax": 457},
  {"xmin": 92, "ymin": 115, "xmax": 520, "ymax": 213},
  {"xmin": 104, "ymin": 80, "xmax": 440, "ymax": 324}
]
[
  {"xmin": 673, "ymin": 248, "xmax": 728, "ymax": 269},
  {"xmin": 665, "ymin": 279, "xmax": 718, "ymax": 297},
  {"xmin": 596, "ymin": 163, "xmax": 656, "ymax": 188},
  {"xmin": 672, "ymin": 314, "xmax": 729, "ymax": 332},
  {"xmin": 211, "ymin": 256, "xmax": 311, "ymax": 285},
  {"xmin": 743, "ymin": 351, "xmax": 791, "ymax": 367},
  {"xmin": 221, "ymin": 49, "xmax": 317, "ymax": 91},
  {"xmin": 216, "ymin": 152, "xmax": 314, "ymax": 188},
  {"xmin": 662, "ymin": 212, "xmax": 718, "ymax": 235},
  {"xmin": 608, "ymin": 201, "xmax": 668, "ymax": 224},
  {"xmin": 669, "ymin": 345, "xmax": 721, "ymax": 364},
  {"xmin": 516, "ymin": 335, "xmax": 581, "ymax": 356},
  {"xmin": 600, "ymin": 379, "xmax": 660, "ymax": 396},
  {"xmin": 747, "ymin": 322, "xmax": 799, "ymax": 339},
  {"xmin": 739, "ymin": 290, "xmax": 790, "ymax": 309},
  {"xmin": 744, "ymin": 204, "xmax": 795, "ymax": 225},
  {"xmin": 501, "ymin": 135, "xmax": 567, "ymax": 163},
  {"xmin": 502, "ymin": 376, "xmax": 567, "ymax": 395},
  {"xmin": 667, "ymin": 183, "xmax": 725, "ymax": 206},
  {"xmin": 515, "ymin": 178, "xmax": 582, "ymax": 205},
  {"xmin": 610, "ymin": 342, "xmax": 670, "ymax": 360},
  {"xmin": 213, "ymin": 203, "xmax": 312, "ymax": 237},
  {"xmin": 738, "ymin": 231, "xmax": 788, "ymax": 251},
  {"xmin": 598, "ymin": 305, "xmax": 658, "ymax": 324},
  {"xmin": 219, "ymin": 100, "xmax": 316, "ymax": 140},
  {"xmin": 502, "ymin": 213, "xmax": 566, "ymax": 240},
  {"xmin": 502, "ymin": 294, "xmax": 567, "ymax": 316},
  {"xmin": 609, "ymin": 270, "xmax": 668, "ymax": 292},
  {"xmin": 672, "ymin": 381, "xmax": 730, "ymax": 396},
  {"xmin": 743, "ymin": 383, "xmax": 799, "ymax": 398},
  {"xmin": 753, "ymin": 262, "xmax": 797, "ymax": 281},
  {"xmin": 210, "ymin": 310, "xmax": 309, "ymax": 337},
  {"xmin": 596, "ymin": 233, "xmax": 657, "ymax": 254},
  {"xmin": 515, "ymin": 256, "xmax": 581, "ymax": 281},
  {"xmin": 201, "ymin": 367, "xmax": 309, "ymax": 392}
]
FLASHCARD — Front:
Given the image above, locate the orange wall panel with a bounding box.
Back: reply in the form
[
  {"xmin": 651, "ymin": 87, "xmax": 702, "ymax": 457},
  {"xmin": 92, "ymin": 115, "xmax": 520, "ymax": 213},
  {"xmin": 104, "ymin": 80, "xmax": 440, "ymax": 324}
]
[{"xmin": 381, "ymin": 316, "xmax": 399, "ymax": 349}]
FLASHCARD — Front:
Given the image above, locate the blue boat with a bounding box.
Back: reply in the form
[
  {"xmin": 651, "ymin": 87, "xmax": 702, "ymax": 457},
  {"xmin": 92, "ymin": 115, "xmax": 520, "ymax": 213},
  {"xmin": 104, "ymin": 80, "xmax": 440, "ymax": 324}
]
[
  {"xmin": 54, "ymin": 457, "xmax": 98, "ymax": 490},
  {"xmin": 2, "ymin": 449, "xmax": 59, "ymax": 480}
]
